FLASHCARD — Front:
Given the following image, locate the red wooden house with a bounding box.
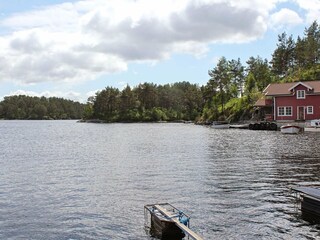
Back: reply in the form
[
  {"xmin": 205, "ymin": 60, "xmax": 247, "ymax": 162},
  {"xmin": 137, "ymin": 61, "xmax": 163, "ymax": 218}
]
[{"xmin": 255, "ymin": 81, "xmax": 320, "ymax": 121}]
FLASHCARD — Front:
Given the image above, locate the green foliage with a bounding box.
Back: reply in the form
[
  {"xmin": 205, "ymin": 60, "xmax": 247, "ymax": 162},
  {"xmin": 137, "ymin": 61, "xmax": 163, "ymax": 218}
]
[
  {"xmin": 92, "ymin": 87, "xmax": 120, "ymax": 121},
  {"xmin": 271, "ymin": 21, "xmax": 320, "ymax": 80},
  {"xmin": 0, "ymin": 95, "xmax": 85, "ymax": 120},
  {"xmin": 88, "ymin": 82, "xmax": 203, "ymax": 122},
  {"xmin": 82, "ymin": 104, "xmax": 94, "ymax": 120},
  {"xmin": 270, "ymin": 32, "xmax": 295, "ymax": 77},
  {"xmin": 223, "ymin": 97, "xmax": 251, "ymax": 122},
  {"xmin": 246, "ymin": 56, "xmax": 272, "ymax": 91}
]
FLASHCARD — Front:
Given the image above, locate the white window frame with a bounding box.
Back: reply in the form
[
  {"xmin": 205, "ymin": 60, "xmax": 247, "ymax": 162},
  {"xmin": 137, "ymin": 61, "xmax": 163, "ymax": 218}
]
[
  {"xmin": 297, "ymin": 90, "xmax": 305, "ymax": 99},
  {"xmin": 307, "ymin": 106, "xmax": 314, "ymax": 114},
  {"xmin": 278, "ymin": 106, "xmax": 292, "ymax": 116}
]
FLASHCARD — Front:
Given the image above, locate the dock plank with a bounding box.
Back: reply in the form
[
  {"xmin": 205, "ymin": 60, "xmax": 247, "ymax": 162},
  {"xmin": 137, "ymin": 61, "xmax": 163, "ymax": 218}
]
[
  {"xmin": 292, "ymin": 186, "xmax": 320, "ymax": 200},
  {"xmin": 154, "ymin": 205, "xmax": 203, "ymax": 240}
]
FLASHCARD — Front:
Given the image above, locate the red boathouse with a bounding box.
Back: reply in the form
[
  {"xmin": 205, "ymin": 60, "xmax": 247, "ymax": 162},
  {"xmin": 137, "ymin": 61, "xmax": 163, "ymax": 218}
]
[{"xmin": 255, "ymin": 81, "xmax": 320, "ymax": 121}]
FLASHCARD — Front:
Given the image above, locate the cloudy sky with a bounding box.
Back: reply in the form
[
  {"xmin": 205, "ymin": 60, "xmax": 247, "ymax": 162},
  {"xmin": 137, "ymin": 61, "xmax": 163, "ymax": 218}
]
[{"xmin": 0, "ymin": 0, "xmax": 318, "ymax": 102}]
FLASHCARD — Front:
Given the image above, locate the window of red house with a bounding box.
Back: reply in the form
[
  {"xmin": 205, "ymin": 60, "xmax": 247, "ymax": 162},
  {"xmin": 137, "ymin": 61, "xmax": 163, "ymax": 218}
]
[
  {"xmin": 278, "ymin": 106, "xmax": 292, "ymax": 116},
  {"xmin": 297, "ymin": 90, "xmax": 305, "ymax": 99},
  {"xmin": 307, "ymin": 106, "xmax": 313, "ymax": 114}
]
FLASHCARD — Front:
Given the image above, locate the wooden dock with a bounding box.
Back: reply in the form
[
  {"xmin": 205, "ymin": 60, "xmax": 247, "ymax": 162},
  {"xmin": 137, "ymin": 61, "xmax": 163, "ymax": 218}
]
[
  {"xmin": 292, "ymin": 186, "xmax": 320, "ymax": 199},
  {"xmin": 291, "ymin": 186, "xmax": 320, "ymax": 222},
  {"xmin": 144, "ymin": 203, "xmax": 203, "ymax": 240}
]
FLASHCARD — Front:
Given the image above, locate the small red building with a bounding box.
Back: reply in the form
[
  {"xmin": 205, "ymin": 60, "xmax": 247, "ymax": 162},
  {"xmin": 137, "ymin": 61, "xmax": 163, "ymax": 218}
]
[{"xmin": 255, "ymin": 81, "xmax": 320, "ymax": 121}]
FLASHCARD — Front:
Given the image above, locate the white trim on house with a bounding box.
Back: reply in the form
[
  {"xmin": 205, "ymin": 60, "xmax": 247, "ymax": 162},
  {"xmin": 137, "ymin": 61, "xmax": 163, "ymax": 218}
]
[
  {"xmin": 273, "ymin": 97, "xmax": 276, "ymax": 120},
  {"xmin": 297, "ymin": 106, "xmax": 305, "ymax": 120},
  {"xmin": 263, "ymin": 84, "xmax": 271, "ymax": 94},
  {"xmin": 288, "ymin": 81, "xmax": 313, "ymax": 91},
  {"xmin": 296, "ymin": 90, "xmax": 306, "ymax": 99}
]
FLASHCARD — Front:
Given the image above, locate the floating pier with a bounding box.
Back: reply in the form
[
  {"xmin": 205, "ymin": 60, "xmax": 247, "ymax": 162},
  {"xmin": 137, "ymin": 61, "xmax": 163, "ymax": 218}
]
[
  {"xmin": 291, "ymin": 186, "xmax": 320, "ymax": 222},
  {"xmin": 144, "ymin": 203, "xmax": 203, "ymax": 240}
]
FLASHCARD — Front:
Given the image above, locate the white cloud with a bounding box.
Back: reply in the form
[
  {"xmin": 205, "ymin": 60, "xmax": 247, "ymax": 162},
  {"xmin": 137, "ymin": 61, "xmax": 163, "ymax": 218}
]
[
  {"xmin": 86, "ymin": 90, "xmax": 99, "ymax": 99},
  {"xmin": 2, "ymin": 3, "xmax": 80, "ymax": 31},
  {"xmin": 295, "ymin": 0, "xmax": 320, "ymax": 24},
  {"xmin": 0, "ymin": 0, "xmax": 285, "ymax": 86},
  {"xmin": 270, "ymin": 8, "xmax": 303, "ymax": 30}
]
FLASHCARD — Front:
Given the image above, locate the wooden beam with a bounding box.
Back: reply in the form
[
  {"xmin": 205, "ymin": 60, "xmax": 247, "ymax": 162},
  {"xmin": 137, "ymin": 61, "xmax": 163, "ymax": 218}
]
[{"xmin": 154, "ymin": 205, "xmax": 204, "ymax": 240}]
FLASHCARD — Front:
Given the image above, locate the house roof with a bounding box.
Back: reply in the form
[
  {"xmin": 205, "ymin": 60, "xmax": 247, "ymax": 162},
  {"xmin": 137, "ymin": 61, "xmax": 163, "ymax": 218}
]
[
  {"xmin": 288, "ymin": 82, "xmax": 313, "ymax": 91},
  {"xmin": 263, "ymin": 81, "xmax": 320, "ymax": 96},
  {"xmin": 254, "ymin": 98, "xmax": 272, "ymax": 107}
]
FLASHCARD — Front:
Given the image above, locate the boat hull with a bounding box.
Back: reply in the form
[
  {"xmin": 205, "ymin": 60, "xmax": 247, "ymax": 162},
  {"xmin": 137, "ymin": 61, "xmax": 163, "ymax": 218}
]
[
  {"xmin": 310, "ymin": 119, "xmax": 320, "ymax": 127},
  {"xmin": 212, "ymin": 121, "xmax": 230, "ymax": 129},
  {"xmin": 212, "ymin": 124, "xmax": 230, "ymax": 129},
  {"xmin": 144, "ymin": 203, "xmax": 188, "ymax": 240},
  {"xmin": 305, "ymin": 127, "xmax": 320, "ymax": 132},
  {"xmin": 150, "ymin": 215, "xmax": 185, "ymax": 239},
  {"xmin": 280, "ymin": 125, "xmax": 300, "ymax": 134},
  {"xmin": 229, "ymin": 124, "xmax": 249, "ymax": 129}
]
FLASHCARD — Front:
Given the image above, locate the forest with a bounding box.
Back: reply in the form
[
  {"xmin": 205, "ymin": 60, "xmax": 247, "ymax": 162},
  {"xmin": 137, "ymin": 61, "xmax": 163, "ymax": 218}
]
[
  {"xmin": 1, "ymin": 21, "xmax": 320, "ymax": 122},
  {"xmin": 0, "ymin": 95, "xmax": 85, "ymax": 120}
]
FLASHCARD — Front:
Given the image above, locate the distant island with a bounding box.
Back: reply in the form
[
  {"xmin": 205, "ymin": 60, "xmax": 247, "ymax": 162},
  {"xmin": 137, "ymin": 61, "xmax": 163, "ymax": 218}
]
[{"xmin": 0, "ymin": 95, "xmax": 85, "ymax": 120}]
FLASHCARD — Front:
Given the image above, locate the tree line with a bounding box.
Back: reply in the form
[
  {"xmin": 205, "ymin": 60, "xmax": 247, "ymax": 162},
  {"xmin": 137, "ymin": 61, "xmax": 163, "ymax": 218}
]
[
  {"xmin": 271, "ymin": 21, "xmax": 320, "ymax": 80},
  {"xmin": 83, "ymin": 82, "xmax": 203, "ymax": 122},
  {"xmin": 0, "ymin": 95, "xmax": 85, "ymax": 120}
]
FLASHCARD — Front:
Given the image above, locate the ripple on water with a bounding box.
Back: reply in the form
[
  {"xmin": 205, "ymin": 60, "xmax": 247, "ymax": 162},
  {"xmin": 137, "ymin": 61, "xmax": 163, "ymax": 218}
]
[{"xmin": 0, "ymin": 122, "xmax": 320, "ymax": 239}]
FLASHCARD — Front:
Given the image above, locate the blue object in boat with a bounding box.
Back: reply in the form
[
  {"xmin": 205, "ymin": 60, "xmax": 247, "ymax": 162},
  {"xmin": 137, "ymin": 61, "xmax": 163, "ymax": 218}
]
[{"xmin": 178, "ymin": 211, "xmax": 189, "ymax": 226}]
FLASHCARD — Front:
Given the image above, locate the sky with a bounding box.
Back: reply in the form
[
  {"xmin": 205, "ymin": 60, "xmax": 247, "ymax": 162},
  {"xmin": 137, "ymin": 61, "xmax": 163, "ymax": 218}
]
[{"xmin": 0, "ymin": 0, "xmax": 319, "ymax": 103}]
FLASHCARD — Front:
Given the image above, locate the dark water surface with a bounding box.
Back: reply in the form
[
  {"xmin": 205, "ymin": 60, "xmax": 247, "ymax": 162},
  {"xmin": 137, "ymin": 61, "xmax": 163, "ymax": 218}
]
[{"xmin": 0, "ymin": 120, "xmax": 320, "ymax": 239}]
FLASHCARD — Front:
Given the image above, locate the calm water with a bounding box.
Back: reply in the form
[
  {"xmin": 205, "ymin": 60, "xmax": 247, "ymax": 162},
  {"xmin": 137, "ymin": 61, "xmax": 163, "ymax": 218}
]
[{"xmin": 0, "ymin": 120, "xmax": 320, "ymax": 239}]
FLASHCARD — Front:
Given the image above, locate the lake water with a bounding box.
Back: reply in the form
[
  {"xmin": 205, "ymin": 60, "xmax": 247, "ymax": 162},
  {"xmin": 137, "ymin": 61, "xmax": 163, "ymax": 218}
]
[{"xmin": 0, "ymin": 120, "xmax": 320, "ymax": 239}]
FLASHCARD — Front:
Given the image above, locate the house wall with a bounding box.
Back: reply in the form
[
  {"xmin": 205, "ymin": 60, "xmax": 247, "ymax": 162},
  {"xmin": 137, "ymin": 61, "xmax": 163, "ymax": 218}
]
[{"xmin": 274, "ymin": 85, "xmax": 320, "ymax": 121}]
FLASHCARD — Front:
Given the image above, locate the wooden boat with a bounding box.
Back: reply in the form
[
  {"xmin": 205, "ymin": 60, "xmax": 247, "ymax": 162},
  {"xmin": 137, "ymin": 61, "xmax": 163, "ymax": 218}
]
[
  {"xmin": 280, "ymin": 124, "xmax": 301, "ymax": 134},
  {"xmin": 310, "ymin": 119, "xmax": 320, "ymax": 127},
  {"xmin": 211, "ymin": 121, "xmax": 230, "ymax": 129},
  {"xmin": 229, "ymin": 124, "xmax": 249, "ymax": 129},
  {"xmin": 144, "ymin": 203, "xmax": 203, "ymax": 240},
  {"xmin": 305, "ymin": 127, "xmax": 320, "ymax": 132},
  {"xmin": 291, "ymin": 186, "xmax": 320, "ymax": 223}
]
